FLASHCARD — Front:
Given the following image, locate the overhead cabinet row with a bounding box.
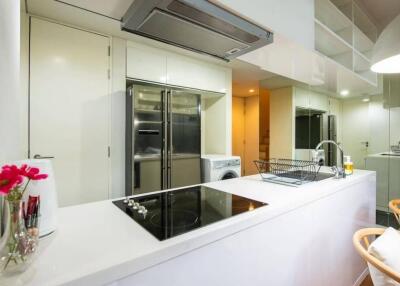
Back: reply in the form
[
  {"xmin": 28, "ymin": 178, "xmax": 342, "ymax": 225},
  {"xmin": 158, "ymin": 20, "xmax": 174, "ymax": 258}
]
[{"xmin": 126, "ymin": 42, "xmax": 228, "ymax": 93}]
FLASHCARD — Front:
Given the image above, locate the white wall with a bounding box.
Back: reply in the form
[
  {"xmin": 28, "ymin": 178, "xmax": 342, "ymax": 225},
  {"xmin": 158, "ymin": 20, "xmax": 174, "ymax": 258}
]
[
  {"xmin": 341, "ymin": 96, "xmax": 395, "ymax": 169},
  {"xmin": 269, "ymin": 87, "xmax": 294, "ymax": 159},
  {"xmin": 0, "ymin": 1, "xmax": 21, "ymax": 164},
  {"xmin": 110, "ymin": 37, "xmax": 126, "ymax": 199},
  {"xmin": 342, "ymin": 95, "xmax": 400, "ymax": 157},
  {"xmin": 20, "ymin": 13, "xmax": 29, "ymax": 159},
  {"xmin": 202, "ymin": 89, "xmax": 232, "ymax": 156}
]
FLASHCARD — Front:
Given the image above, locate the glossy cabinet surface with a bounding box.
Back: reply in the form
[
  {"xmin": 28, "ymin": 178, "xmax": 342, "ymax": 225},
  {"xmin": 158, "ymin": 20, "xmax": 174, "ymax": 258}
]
[
  {"xmin": 30, "ymin": 18, "xmax": 110, "ymax": 207},
  {"xmin": 294, "ymin": 87, "xmax": 328, "ymax": 111},
  {"xmin": 127, "ymin": 43, "xmax": 167, "ymax": 84},
  {"xmin": 126, "ymin": 42, "xmax": 227, "ymax": 93},
  {"xmin": 167, "ymin": 54, "xmax": 226, "ymax": 93}
]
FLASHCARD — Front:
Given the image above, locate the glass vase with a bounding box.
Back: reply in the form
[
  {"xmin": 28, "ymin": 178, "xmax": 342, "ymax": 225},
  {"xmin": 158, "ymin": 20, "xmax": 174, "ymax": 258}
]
[{"xmin": 0, "ymin": 197, "xmax": 38, "ymax": 275}]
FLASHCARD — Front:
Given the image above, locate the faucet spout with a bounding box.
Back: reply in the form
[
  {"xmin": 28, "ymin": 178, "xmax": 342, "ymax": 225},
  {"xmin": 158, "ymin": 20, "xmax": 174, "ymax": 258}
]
[{"xmin": 314, "ymin": 140, "xmax": 346, "ymax": 179}]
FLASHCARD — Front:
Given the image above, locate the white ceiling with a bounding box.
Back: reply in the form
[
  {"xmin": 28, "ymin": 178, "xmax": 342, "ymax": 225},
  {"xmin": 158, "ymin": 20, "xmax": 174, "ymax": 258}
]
[
  {"xmin": 55, "ymin": 0, "xmax": 134, "ymax": 20},
  {"xmin": 229, "ymin": 60, "xmax": 275, "ymax": 97},
  {"xmin": 25, "ymin": 0, "xmax": 385, "ymax": 98},
  {"xmin": 357, "ymin": 0, "xmax": 400, "ymax": 33}
]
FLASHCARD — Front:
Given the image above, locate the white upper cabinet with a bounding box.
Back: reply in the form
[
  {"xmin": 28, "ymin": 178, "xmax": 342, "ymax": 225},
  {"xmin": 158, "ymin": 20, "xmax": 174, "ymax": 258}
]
[
  {"xmin": 294, "ymin": 87, "xmax": 328, "ymax": 111},
  {"xmin": 294, "ymin": 87, "xmax": 310, "ymax": 109},
  {"xmin": 309, "ymin": 91, "xmax": 328, "ymax": 111},
  {"xmin": 126, "ymin": 42, "xmax": 167, "ymax": 84},
  {"xmin": 167, "ymin": 54, "xmax": 226, "ymax": 93},
  {"xmin": 126, "ymin": 41, "xmax": 227, "ymax": 93}
]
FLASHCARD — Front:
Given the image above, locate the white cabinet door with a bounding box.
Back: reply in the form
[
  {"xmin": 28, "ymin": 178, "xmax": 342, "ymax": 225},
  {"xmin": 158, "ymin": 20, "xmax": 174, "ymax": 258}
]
[
  {"xmin": 294, "ymin": 87, "xmax": 328, "ymax": 111},
  {"xmin": 294, "ymin": 87, "xmax": 309, "ymax": 109},
  {"xmin": 310, "ymin": 92, "xmax": 328, "ymax": 111},
  {"xmin": 167, "ymin": 54, "xmax": 226, "ymax": 92},
  {"xmin": 30, "ymin": 18, "xmax": 110, "ymax": 207},
  {"xmin": 126, "ymin": 43, "xmax": 167, "ymax": 83}
]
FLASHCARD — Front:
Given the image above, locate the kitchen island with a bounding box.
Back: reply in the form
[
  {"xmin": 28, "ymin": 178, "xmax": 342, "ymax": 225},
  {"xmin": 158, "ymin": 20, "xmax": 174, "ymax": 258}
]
[{"xmin": 2, "ymin": 169, "xmax": 376, "ymax": 286}]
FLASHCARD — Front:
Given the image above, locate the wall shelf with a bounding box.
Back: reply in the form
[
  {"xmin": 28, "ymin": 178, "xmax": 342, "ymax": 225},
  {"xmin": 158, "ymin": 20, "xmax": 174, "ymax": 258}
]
[
  {"xmin": 315, "ymin": 20, "xmax": 353, "ymax": 56},
  {"xmin": 314, "ymin": 0, "xmax": 378, "ymax": 86},
  {"xmin": 353, "ymin": 25, "xmax": 374, "ymax": 60},
  {"xmin": 354, "ymin": 51, "xmax": 376, "ymax": 85},
  {"xmin": 315, "ymin": 0, "xmax": 352, "ymax": 45}
]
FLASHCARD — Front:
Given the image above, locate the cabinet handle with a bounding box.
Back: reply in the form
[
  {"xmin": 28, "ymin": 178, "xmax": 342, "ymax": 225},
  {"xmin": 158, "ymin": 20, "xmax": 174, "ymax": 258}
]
[{"xmin": 33, "ymin": 154, "xmax": 55, "ymax": 159}]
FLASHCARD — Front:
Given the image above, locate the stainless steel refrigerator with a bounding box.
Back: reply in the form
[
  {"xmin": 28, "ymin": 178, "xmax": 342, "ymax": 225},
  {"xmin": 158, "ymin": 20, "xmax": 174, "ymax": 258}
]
[{"xmin": 126, "ymin": 81, "xmax": 201, "ymax": 195}]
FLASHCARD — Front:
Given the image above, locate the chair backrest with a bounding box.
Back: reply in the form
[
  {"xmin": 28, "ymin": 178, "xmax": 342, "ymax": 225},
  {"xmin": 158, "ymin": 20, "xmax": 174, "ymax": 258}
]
[
  {"xmin": 353, "ymin": 228, "xmax": 400, "ymax": 283},
  {"xmin": 389, "ymin": 199, "xmax": 400, "ymax": 224}
]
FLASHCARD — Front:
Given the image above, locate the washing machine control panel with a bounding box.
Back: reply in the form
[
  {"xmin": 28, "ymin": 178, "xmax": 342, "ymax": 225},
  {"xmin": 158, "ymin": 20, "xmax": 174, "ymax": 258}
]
[{"xmin": 213, "ymin": 159, "xmax": 240, "ymax": 169}]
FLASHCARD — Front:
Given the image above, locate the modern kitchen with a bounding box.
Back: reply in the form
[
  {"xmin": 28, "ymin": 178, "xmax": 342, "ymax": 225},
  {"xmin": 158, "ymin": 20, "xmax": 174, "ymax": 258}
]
[{"xmin": 1, "ymin": 0, "xmax": 400, "ymax": 285}]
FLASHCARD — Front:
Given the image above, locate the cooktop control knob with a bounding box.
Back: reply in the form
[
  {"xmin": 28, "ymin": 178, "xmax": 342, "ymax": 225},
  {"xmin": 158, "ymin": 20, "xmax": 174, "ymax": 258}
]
[
  {"xmin": 123, "ymin": 198, "xmax": 128, "ymax": 204},
  {"xmin": 132, "ymin": 202, "xmax": 140, "ymax": 210},
  {"xmin": 138, "ymin": 206, "xmax": 147, "ymax": 214}
]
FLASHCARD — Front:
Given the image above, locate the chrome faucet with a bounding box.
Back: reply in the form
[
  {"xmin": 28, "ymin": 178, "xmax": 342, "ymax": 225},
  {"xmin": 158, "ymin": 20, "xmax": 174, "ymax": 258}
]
[{"xmin": 314, "ymin": 140, "xmax": 346, "ymax": 179}]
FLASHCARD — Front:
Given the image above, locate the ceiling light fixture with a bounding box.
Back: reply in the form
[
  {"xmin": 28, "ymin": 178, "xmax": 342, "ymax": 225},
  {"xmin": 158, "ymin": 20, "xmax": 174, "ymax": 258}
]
[
  {"xmin": 249, "ymin": 89, "xmax": 255, "ymax": 93},
  {"xmin": 340, "ymin": 90, "xmax": 349, "ymax": 96},
  {"xmin": 362, "ymin": 98, "xmax": 370, "ymax": 102},
  {"xmin": 371, "ymin": 14, "xmax": 400, "ymax": 73}
]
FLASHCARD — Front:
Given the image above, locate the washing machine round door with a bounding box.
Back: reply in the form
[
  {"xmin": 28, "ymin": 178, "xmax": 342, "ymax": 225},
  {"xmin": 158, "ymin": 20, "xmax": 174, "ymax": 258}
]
[{"xmin": 220, "ymin": 171, "xmax": 238, "ymax": 180}]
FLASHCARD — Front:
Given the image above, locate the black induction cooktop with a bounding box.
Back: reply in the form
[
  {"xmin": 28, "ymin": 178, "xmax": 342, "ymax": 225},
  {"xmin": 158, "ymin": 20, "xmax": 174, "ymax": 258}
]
[{"xmin": 113, "ymin": 185, "xmax": 267, "ymax": 241}]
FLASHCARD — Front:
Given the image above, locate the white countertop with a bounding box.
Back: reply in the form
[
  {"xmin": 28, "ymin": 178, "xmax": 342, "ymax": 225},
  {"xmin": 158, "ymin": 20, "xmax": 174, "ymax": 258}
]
[
  {"xmin": 3, "ymin": 169, "xmax": 375, "ymax": 286},
  {"xmin": 367, "ymin": 152, "xmax": 400, "ymax": 159}
]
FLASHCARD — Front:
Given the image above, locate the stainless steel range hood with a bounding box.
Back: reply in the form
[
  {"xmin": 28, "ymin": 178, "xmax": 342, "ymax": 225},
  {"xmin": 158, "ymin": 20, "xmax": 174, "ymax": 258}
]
[{"xmin": 121, "ymin": 0, "xmax": 273, "ymax": 61}]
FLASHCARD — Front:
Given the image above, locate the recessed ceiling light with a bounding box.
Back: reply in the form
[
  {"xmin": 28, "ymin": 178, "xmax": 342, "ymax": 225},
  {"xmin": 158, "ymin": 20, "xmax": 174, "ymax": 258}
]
[
  {"xmin": 249, "ymin": 89, "xmax": 255, "ymax": 93},
  {"xmin": 362, "ymin": 98, "xmax": 370, "ymax": 102},
  {"xmin": 340, "ymin": 90, "xmax": 349, "ymax": 96}
]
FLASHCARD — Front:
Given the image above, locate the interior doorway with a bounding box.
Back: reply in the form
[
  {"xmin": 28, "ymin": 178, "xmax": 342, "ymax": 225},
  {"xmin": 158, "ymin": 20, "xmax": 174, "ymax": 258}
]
[{"xmin": 232, "ymin": 87, "xmax": 270, "ymax": 176}]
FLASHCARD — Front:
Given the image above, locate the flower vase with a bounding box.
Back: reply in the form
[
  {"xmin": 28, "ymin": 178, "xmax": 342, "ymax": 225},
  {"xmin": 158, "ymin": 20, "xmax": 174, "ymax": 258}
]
[{"xmin": 0, "ymin": 197, "xmax": 38, "ymax": 275}]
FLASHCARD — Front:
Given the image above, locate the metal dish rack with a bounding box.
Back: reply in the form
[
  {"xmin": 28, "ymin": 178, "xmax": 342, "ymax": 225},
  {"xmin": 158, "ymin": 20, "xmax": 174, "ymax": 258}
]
[{"xmin": 254, "ymin": 159, "xmax": 320, "ymax": 186}]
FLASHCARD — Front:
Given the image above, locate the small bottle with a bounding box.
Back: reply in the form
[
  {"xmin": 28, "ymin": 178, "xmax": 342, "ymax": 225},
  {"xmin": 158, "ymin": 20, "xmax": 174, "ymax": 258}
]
[{"xmin": 344, "ymin": 156, "xmax": 354, "ymax": 175}]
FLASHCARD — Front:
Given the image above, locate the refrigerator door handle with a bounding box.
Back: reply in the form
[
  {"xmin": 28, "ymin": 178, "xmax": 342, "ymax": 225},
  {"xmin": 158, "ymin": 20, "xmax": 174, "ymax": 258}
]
[
  {"xmin": 167, "ymin": 90, "xmax": 172, "ymax": 188},
  {"xmin": 161, "ymin": 90, "xmax": 167, "ymax": 189}
]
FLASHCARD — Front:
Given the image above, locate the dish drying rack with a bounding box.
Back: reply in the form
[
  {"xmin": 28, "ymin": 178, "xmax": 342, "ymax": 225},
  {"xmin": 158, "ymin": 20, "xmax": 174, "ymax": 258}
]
[{"xmin": 254, "ymin": 159, "xmax": 321, "ymax": 186}]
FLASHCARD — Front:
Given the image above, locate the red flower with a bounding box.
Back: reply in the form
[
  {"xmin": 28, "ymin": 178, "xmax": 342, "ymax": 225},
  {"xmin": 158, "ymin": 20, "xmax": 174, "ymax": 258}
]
[
  {"xmin": 0, "ymin": 164, "xmax": 48, "ymax": 196},
  {"xmin": 19, "ymin": 164, "xmax": 48, "ymax": 180},
  {"xmin": 0, "ymin": 165, "xmax": 24, "ymax": 195}
]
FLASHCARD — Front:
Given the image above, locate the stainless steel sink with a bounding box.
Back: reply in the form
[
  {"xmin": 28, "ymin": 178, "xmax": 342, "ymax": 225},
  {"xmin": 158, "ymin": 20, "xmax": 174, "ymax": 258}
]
[{"xmin": 313, "ymin": 172, "xmax": 336, "ymax": 181}]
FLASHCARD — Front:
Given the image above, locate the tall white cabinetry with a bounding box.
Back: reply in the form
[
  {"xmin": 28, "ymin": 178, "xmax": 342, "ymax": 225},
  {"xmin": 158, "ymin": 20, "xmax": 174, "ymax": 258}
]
[
  {"xmin": 30, "ymin": 18, "xmax": 110, "ymax": 207},
  {"xmin": 126, "ymin": 41, "xmax": 232, "ymax": 157}
]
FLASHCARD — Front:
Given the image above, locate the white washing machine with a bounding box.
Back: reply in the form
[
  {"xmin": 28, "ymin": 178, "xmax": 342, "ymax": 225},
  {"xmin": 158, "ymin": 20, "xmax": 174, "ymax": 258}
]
[{"xmin": 201, "ymin": 155, "xmax": 241, "ymax": 183}]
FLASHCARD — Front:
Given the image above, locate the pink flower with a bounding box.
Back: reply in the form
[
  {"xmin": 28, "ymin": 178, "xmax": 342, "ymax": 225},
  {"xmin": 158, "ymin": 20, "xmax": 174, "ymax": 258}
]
[
  {"xmin": 19, "ymin": 164, "xmax": 48, "ymax": 180},
  {"xmin": 0, "ymin": 164, "xmax": 48, "ymax": 196},
  {"xmin": 0, "ymin": 165, "xmax": 24, "ymax": 195}
]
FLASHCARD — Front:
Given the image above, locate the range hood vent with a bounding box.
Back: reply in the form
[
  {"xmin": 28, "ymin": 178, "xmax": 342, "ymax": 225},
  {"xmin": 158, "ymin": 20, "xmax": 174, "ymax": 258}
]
[{"xmin": 121, "ymin": 0, "xmax": 273, "ymax": 61}]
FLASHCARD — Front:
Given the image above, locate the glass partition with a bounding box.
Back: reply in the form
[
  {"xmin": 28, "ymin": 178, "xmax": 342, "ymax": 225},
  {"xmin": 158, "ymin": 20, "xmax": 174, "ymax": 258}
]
[
  {"xmin": 388, "ymin": 75, "xmax": 400, "ymax": 226},
  {"xmin": 292, "ymin": 82, "xmax": 394, "ymax": 227}
]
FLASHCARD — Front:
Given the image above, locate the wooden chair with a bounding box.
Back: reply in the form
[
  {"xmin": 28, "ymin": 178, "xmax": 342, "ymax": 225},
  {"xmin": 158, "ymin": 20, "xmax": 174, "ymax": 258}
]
[
  {"xmin": 353, "ymin": 228, "xmax": 400, "ymax": 283},
  {"xmin": 389, "ymin": 199, "xmax": 400, "ymax": 225}
]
